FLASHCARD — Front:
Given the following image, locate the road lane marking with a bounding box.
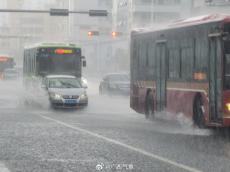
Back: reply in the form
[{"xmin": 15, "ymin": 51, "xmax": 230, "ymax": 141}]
[
  {"xmin": 0, "ymin": 162, "xmax": 11, "ymax": 172},
  {"xmin": 42, "ymin": 158, "xmax": 94, "ymax": 163},
  {"xmin": 39, "ymin": 114, "xmax": 202, "ymax": 172}
]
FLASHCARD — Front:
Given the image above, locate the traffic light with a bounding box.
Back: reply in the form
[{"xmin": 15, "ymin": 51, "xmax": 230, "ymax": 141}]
[
  {"xmin": 50, "ymin": 8, "xmax": 69, "ymax": 16},
  {"xmin": 87, "ymin": 31, "xmax": 99, "ymax": 37},
  {"xmin": 111, "ymin": 31, "xmax": 121, "ymax": 38},
  {"xmin": 88, "ymin": 31, "xmax": 93, "ymax": 37},
  {"xmin": 89, "ymin": 10, "xmax": 108, "ymax": 17}
]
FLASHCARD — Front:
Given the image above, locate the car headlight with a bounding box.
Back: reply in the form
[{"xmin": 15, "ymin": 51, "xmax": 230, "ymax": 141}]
[
  {"xmin": 50, "ymin": 93, "xmax": 62, "ymax": 100},
  {"xmin": 80, "ymin": 93, "xmax": 87, "ymax": 100}
]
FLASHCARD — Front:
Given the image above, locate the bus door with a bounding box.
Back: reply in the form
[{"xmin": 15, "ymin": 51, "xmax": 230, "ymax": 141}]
[
  {"xmin": 156, "ymin": 40, "xmax": 167, "ymax": 111},
  {"xmin": 208, "ymin": 33, "xmax": 223, "ymax": 122}
]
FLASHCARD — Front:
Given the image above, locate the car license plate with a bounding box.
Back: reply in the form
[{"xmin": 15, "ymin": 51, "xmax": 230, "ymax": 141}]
[{"xmin": 64, "ymin": 99, "xmax": 77, "ymax": 104}]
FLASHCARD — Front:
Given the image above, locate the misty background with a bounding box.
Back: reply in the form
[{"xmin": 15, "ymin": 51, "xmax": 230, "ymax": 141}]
[{"xmin": 0, "ymin": 0, "xmax": 229, "ymax": 77}]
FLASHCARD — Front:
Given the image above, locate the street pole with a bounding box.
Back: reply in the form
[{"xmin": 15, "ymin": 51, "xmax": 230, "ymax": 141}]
[
  {"xmin": 0, "ymin": 9, "xmax": 108, "ymax": 16},
  {"xmin": 68, "ymin": 0, "xmax": 72, "ymax": 42},
  {"xmin": 97, "ymin": 37, "xmax": 101, "ymax": 76}
]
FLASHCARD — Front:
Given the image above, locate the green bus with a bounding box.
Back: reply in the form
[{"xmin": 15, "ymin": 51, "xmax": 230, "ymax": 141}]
[{"xmin": 23, "ymin": 43, "xmax": 86, "ymax": 78}]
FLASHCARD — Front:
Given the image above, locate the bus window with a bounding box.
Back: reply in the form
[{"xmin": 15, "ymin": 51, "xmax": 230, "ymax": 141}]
[
  {"xmin": 181, "ymin": 48, "xmax": 193, "ymax": 80},
  {"xmin": 224, "ymin": 41, "xmax": 230, "ymax": 89},
  {"xmin": 38, "ymin": 54, "xmax": 49, "ymax": 75},
  {"xmin": 168, "ymin": 49, "xmax": 180, "ymax": 79}
]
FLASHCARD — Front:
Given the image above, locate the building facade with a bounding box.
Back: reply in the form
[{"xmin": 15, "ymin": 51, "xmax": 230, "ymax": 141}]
[
  {"xmin": 70, "ymin": 0, "xmax": 114, "ymax": 76},
  {"xmin": 0, "ymin": 0, "xmax": 69, "ymax": 66},
  {"xmin": 0, "ymin": 0, "xmax": 10, "ymax": 55},
  {"xmin": 113, "ymin": 0, "xmax": 195, "ymax": 34},
  {"xmin": 200, "ymin": 0, "xmax": 230, "ymax": 14}
]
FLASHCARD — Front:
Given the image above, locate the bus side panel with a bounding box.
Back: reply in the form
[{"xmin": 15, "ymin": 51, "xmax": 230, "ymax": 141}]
[
  {"xmin": 166, "ymin": 87, "xmax": 209, "ymax": 124},
  {"xmin": 138, "ymin": 86, "xmax": 148, "ymax": 114},
  {"xmin": 202, "ymin": 93, "xmax": 210, "ymax": 125},
  {"xmin": 222, "ymin": 90, "xmax": 230, "ymax": 126},
  {"xmin": 130, "ymin": 84, "xmax": 148, "ymax": 114},
  {"xmin": 130, "ymin": 83, "xmax": 141, "ymax": 113},
  {"xmin": 130, "ymin": 81, "xmax": 155, "ymax": 115},
  {"xmin": 137, "ymin": 81, "xmax": 156, "ymax": 114},
  {"xmin": 166, "ymin": 89, "xmax": 195, "ymax": 119}
]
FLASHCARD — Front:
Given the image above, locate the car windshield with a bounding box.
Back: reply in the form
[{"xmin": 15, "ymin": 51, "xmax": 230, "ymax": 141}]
[
  {"xmin": 48, "ymin": 78, "xmax": 82, "ymax": 88},
  {"xmin": 109, "ymin": 74, "xmax": 129, "ymax": 82}
]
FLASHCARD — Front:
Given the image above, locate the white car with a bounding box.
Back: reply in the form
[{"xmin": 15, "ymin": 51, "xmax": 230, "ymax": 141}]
[
  {"xmin": 99, "ymin": 73, "xmax": 130, "ymax": 95},
  {"xmin": 42, "ymin": 75, "xmax": 88, "ymax": 108}
]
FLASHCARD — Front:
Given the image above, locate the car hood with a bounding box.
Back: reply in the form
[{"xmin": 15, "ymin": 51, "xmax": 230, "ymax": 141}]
[{"xmin": 48, "ymin": 88, "xmax": 85, "ymax": 96}]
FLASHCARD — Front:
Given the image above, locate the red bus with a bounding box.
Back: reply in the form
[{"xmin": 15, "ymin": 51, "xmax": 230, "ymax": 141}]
[
  {"xmin": 130, "ymin": 14, "xmax": 230, "ymax": 128},
  {"xmin": 0, "ymin": 55, "xmax": 15, "ymax": 79}
]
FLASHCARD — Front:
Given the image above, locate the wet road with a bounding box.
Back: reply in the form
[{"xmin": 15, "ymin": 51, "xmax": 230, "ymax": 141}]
[{"xmin": 0, "ymin": 79, "xmax": 230, "ymax": 172}]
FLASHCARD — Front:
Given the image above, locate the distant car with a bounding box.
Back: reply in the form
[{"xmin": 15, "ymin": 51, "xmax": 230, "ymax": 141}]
[
  {"xmin": 3, "ymin": 68, "xmax": 18, "ymax": 80},
  {"xmin": 99, "ymin": 73, "xmax": 130, "ymax": 95},
  {"xmin": 42, "ymin": 75, "xmax": 88, "ymax": 108}
]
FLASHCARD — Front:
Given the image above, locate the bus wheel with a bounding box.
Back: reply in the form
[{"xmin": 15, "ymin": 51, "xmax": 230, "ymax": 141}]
[
  {"xmin": 145, "ymin": 92, "xmax": 154, "ymax": 120},
  {"xmin": 193, "ymin": 95, "xmax": 205, "ymax": 128}
]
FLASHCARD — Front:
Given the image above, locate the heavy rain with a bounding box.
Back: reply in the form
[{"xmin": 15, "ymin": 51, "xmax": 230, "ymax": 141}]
[{"xmin": 1, "ymin": 0, "xmax": 230, "ymax": 172}]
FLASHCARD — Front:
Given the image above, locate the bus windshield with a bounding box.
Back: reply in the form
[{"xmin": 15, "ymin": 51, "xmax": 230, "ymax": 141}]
[{"xmin": 38, "ymin": 52, "xmax": 80, "ymax": 75}]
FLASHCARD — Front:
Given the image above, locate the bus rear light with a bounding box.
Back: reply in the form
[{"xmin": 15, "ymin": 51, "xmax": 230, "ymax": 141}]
[{"xmin": 226, "ymin": 103, "xmax": 230, "ymax": 112}]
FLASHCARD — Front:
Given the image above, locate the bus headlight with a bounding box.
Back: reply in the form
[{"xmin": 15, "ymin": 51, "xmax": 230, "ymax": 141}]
[{"xmin": 226, "ymin": 103, "xmax": 230, "ymax": 112}]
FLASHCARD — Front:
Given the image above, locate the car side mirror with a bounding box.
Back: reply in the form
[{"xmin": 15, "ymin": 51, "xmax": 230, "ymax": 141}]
[{"xmin": 83, "ymin": 60, "xmax": 86, "ymax": 67}]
